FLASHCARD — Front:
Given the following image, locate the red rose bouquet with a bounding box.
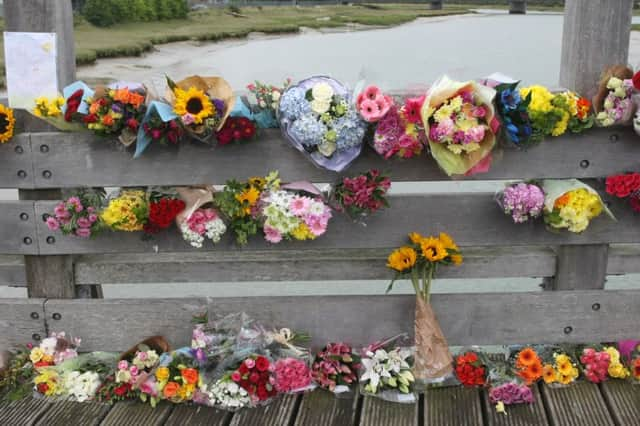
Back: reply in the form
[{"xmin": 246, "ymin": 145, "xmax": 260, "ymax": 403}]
[
  {"xmin": 144, "ymin": 190, "xmax": 186, "ymax": 235},
  {"xmin": 216, "ymin": 117, "xmax": 257, "ymax": 146},
  {"xmin": 606, "ymin": 173, "xmax": 640, "ymax": 213},
  {"xmin": 230, "ymin": 355, "xmax": 277, "ymax": 402},
  {"xmin": 455, "ymin": 350, "xmax": 487, "ymax": 387}
]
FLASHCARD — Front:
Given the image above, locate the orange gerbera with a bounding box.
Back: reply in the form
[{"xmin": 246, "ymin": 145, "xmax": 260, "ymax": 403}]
[
  {"xmin": 554, "ymin": 193, "xmax": 571, "ymax": 209},
  {"xmin": 114, "ymin": 88, "xmax": 145, "ymax": 109},
  {"xmin": 516, "ymin": 347, "xmax": 539, "ymax": 368},
  {"xmin": 102, "ymin": 114, "xmax": 114, "ymax": 126},
  {"xmin": 542, "ymin": 364, "xmax": 557, "ymax": 384}
]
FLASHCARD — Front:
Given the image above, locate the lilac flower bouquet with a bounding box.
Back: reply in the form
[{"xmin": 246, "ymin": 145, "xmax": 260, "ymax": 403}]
[{"xmin": 496, "ymin": 182, "xmax": 545, "ymax": 223}]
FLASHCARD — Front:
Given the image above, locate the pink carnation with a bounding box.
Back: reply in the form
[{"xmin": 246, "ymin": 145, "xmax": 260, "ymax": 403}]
[
  {"xmin": 46, "ymin": 217, "xmax": 60, "ymax": 231},
  {"xmin": 264, "ymin": 225, "xmax": 283, "ymax": 244}
]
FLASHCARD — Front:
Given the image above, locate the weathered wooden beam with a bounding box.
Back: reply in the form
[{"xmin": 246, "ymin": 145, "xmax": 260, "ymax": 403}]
[
  {"xmin": 599, "ymin": 380, "xmax": 640, "ymax": 426},
  {"xmin": 509, "ymin": 1, "xmax": 526, "ymax": 14},
  {"xmin": 425, "ymin": 387, "xmax": 483, "ymax": 426},
  {"xmin": 540, "ymin": 382, "xmax": 615, "ymax": 426},
  {"xmin": 559, "ymin": 0, "xmax": 634, "ymax": 98},
  {"xmin": 552, "ymin": 245, "xmax": 608, "ymax": 290},
  {"xmin": 360, "ymin": 395, "xmax": 418, "ymax": 426},
  {"xmin": 43, "ymin": 290, "xmax": 640, "ymax": 351},
  {"xmin": 0, "ymin": 134, "xmax": 35, "ymax": 189},
  {"xmin": 0, "ymin": 299, "xmax": 47, "ymax": 350},
  {"xmin": 3, "ymin": 0, "xmax": 76, "ymax": 88}
]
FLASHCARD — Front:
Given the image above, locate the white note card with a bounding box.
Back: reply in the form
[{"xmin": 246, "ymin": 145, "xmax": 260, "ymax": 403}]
[{"xmin": 4, "ymin": 32, "xmax": 59, "ymax": 109}]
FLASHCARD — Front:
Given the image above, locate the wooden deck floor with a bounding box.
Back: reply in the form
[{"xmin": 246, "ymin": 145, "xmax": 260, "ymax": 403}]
[{"xmin": 1, "ymin": 381, "xmax": 639, "ymax": 426}]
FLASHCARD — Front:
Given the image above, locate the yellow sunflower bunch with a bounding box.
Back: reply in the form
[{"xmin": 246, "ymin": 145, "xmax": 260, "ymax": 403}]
[
  {"xmin": 173, "ymin": 87, "xmax": 214, "ymax": 125},
  {"xmin": 0, "ymin": 104, "xmax": 16, "ymax": 143}
]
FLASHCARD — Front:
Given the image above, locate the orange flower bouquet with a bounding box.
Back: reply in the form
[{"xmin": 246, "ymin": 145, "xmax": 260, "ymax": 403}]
[
  {"xmin": 511, "ymin": 347, "xmax": 543, "ymax": 386},
  {"xmin": 155, "ymin": 351, "xmax": 202, "ymax": 405},
  {"xmin": 386, "ymin": 232, "xmax": 462, "ymax": 384}
]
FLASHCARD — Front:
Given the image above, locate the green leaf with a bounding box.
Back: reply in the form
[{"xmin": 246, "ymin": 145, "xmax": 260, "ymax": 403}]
[{"xmin": 166, "ymin": 75, "xmax": 177, "ymax": 92}]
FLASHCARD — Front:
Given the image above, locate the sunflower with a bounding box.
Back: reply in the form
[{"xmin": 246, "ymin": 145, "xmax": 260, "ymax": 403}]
[
  {"xmin": 408, "ymin": 232, "xmax": 425, "ymax": 245},
  {"xmin": 438, "ymin": 232, "xmax": 459, "ymax": 250},
  {"xmin": 542, "ymin": 364, "xmax": 557, "ymax": 384},
  {"xmin": 173, "ymin": 87, "xmax": 214, "ymax": 125},
  {"xmin": 420, "ymin": 237, "xmax": 448, "ymax": 262},
  {"xmin": 248, "ymin": 177, "xmax": 266, "ymax": 190},
  {"xmin": 516, "ymin": 347, "xmax": 538, "ymax": 368},
  {"xmin": 0, "ymin": 104, "xmax": 16, "ymax": 143},
  {"xmin": 451, "ymin": 254, "xmax": 463, "ymax": 265},
  {"xmin": 387, "ymin": 246, "xmax": 417, "ymax": 272}
]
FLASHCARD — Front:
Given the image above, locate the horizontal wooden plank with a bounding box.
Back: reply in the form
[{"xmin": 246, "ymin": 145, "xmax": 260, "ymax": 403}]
[
  {"xmin": 482, "ymin": 383, "xmax": 549, "ymax": 426},
  {"xmin": 599, "ymin": 380, "xmax": 640, "ymax": 426},
  {"xmin": 229, "ymin": 394, "xmax": 299, "ymax": 426},
  {"xmin": 540, "ymin": 382, "xmax": 615, "ymax": 426},
  {"xmin": 0, "ymin": 134, "xmax": 35, "ymax": 189},
  {"xmin": 0, "ymin": 299, "xmax": 46, "ymax": 351},
  {"xmin": 73, "ymin": 246, "xmax": 556, "ymax": 284},
  {"xmin": 0, "ymin": 397, "xmax": 51, "ymax": 425},
  {"xmin": 359, "ymin": 395, "xmax": 417, "ymax": 426},
  {"xmin": 0, "ymin": 201, "xmax": 38, "ymax": 255},
  {"xmin": 0, "ymin": 255, "xmax": 26, "ymax": 286},
  {"xmin": 28, "ymin": 127, "xmax": 635, "ymax": 188},
  {"xmin": 165, "ymin": 404, "xmax": 231, "ymax": 426},
  {"xmin": 424, "ymin": 386, "xmax": 483, "ymax": 426},
  {"xmin": 33, "ymin": 191, "xmax": 639, "ymax": 255},
  {"xmin": 42, "ymin": 290, "xmax": 640, "ymax": 352},
  {"xmin": 294, "ymin": 389, "xmax": 358, "ymax": 426},
  {"xmin": 35, "ymin": 401, "xmax": 111, "ymax": 426},
  {"xmin": 607, "ymin": 244, "xmax": 640, "ymax": 275}
]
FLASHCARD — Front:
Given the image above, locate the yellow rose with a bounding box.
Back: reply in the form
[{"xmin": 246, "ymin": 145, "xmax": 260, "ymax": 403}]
[
  {"xmin": 155, "ymin": 367, "xmax": 170, "ymax": 382},
  {"xmin": 29, "ymin": 347, "xmax": 44, "ymax": 363}
]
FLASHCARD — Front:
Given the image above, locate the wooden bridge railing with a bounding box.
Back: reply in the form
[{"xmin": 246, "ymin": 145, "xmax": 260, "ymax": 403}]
[{"xmin": 0, "ymin": 0, "xmax": 638, "ymax": 356}]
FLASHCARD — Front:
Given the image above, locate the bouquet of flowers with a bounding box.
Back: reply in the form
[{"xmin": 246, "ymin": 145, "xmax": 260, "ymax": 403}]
[
  {"xmin": 541, "ymin": 179, "xmax": 614, "ymax": 233},
  {"xmin": 312, "ymin": 342, "xmax": 360, "ymax": 394},
  {"xmin": 386, "ymin": 232, "xmax": 462, "ymax": 384},
  {"xmin": 247, "ymin": 79, "xmax": 292, "ymax": 128},
  {"xmin": 422, "ymin": 76, "xmax": 499, "ymax": 176},
  {"xmin": 579, "ymin": 346, "xmax": 630, "ymax": 383},
  {"xmin": 486, "ymin": 355, "xmax": 534, "ymax": 415},
  {"xmin": 134, "ymin": 101, "xmax": 184, "ymax": 158},
  {"xmin": 196, "ymin": 373, "xmax": 251, "ymax": 410},
  {"xmin": 605, "ymin": 173, "xmax": 640, "ymax": 213},
  {"xmin": 83, "ymin": 84, "xmax": 147, "ymax": 146},
  {"xmin": 46, "ymin": 189, "xmax": 105, "ymax": 238},
  {"xmin": 0, "ymin": 104, "xmax": 15, "ymax": 143},
  {"xmin": 215, "ymin": 117, "xmax": 257, "ymax": 145},
  {"xmin": 510, "ymin": 347, "xmax": 543, "ymax": 385},
  {"xmin": 166, "ymin": 75, "xmax": 234, "ymax": 143},
  {"xmin": 100, "ymin": 189, "xmax": 148, "ymax": 232},
  {"xmin": 29, "ymin": 331, "xmax": 81, "ymax": 369},
  {"xmin": 143, "ymin": 189, "xmax": 186, "ymax": 235},
  {"xmin": 559, "ymin": 91, "xmax": 594, "ymax": 133},
  {"xmin": 175, "ymin": 186, "xmax": 227, "ymax": 248},
  {"xmin": 454, "ymin": 349, "xmax": 488, "ymax": 387},
  {"xmin": 0, "ymin": 346, "xmax": 35, "ymax": 401},
  {"xmin": 623, "ymin": 341, "xmax": 640, "ymax": 383},
  {"xmin": 261, "ymin": 180, "xmax": 332, "ymax": 244},
  {"xmin": 278, "ymin": 76, "xmax": 367, "ymax": 172},
  {"xmin": 372, "ymin": 98, "xmax": 426, "ymax": 159},
  {"xmin": 271, "ymin": 357, "xmax": 313, "ymax": 394},
  {"xmin": 496, "ymin": 182, "xmax": 545, "ymax": 223},
  {"xmin": 541, "ymin": 350, "xmax": 580, "ymax": 387},
  {"xmin": 356, "ymin": 85, "xmax": 394, "ymax": 123},
  {"xmin": 215, "ymin": 173, "xmax": 277, "ymax": 245},
  {"xmin": 593, "ymin": 66, "xmax": 635, "ymax": 127},
  {"xmin": 50, "ymin": 352, "xmax": 117, "ymax": 403},
  {"xmin": 330, "ymin": 169, "xmax": 391, "ymax": 221},
  {"xmin": 519, "ymin": 85, "xmax": 571, "ymax": 140},
  {"xmin": 359, "ymin": 338, "xmax": 415, "ymax": 402},
  {"xmin": 155, "ymin": 350, "xmax": 203, "ymax": 404},
  {"xmin": 230, "ymin": 355, "xmax": 277, "ymax": 403}
]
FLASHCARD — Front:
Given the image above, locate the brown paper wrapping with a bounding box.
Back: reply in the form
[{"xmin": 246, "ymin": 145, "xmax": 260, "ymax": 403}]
[
  {"xmin": 414, "ymin": 295, "xmax": 453, "ymax": 382},
  {"xmin": 119, "ymin": 336, "xmax": 170, "ymax": 362},
  {"xmin": 175, "ymin": 186, "xmax": 216, "ymax": 227},
  {"xmin": 592, "ymin": 65, "xmax": 634, "ymax": 114}
]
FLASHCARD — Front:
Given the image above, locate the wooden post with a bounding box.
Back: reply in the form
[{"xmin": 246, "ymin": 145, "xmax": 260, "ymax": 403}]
[
  {"xmin": 4, "ymin": 0, "xmax": 76, "ymax": 88},
  {"xmin": 431, "ymin": 1, "xmax": 443, "ymax": 10},
  {"xmin": 5, "ymin": 1, "xmax": 78, "ymax": 299},
  {"xmin": 509, "ymin": 1, "xmax": 526, "ymax": 14},
  {"xmin": 559, "ymin": 0, "xmax": 633, "ymax": 98}
]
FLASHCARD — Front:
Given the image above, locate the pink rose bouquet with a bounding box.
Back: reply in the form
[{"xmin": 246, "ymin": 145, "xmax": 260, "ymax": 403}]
[
  {"xmin": 46, "ymin": 190, "xmax": 105, "ymax": 238},
  {"xmin": 271, "ymin": 357, "xmax": 313, "ymax": 393}
]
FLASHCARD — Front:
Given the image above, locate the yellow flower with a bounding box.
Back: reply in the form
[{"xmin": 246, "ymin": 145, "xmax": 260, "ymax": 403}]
[
  {"xmin": 248, "ymin": 177, "xmax": 266, "ymax": 190},
  {"xmin": 34, "ymin": 369, "xmax": 59, "ymax": 396},
  {"xmin": 542, "ymin": 364, "xmax": 557, "ymax": 384},
  {"xmin": 495, "ymin": 401, "xmax": 507, "ymax": 415},
  {"xmin": 438, "ymin": 232, "xmax": 458, "ymax": 250},
  {"xmin": 451, "ymin": 254, "xmax": 463, "ymax": 265},
  {"xmin": 42, "ymin": 354, "xmax": 54, "ymax": 364},
  {"xmin": 556, "ymin": 359, "xmax": 573, "ymax": 376},
  {"xmin": 420, "ymin": 237, "xmax": 448, "ymax": 262},
  {"xmin": 387, "ymin": 246, "xmax": 417, "ymax": 272},
  {"xmin": 155, "ymin": 367, "xmax": 170, "ymax": 382},
  {"xmin": 559, "ymin": 373, "xmax": 575, "ymax": 385},
  {"xmin": 408, "ymin": 232, "xmax": 425, "ymax": 245},
  {"xmin": 608, "ymin": 363, "xmax": 630, "ymax": 379},
  {"xmin": 291, "ymin": 223, "xmax": 315, "ymax": 241},
  {"xmin": 173, "ymin": 87, "xmax": 214, "ymax": 125},
  {"xmin": 551, "ymin": 111, "xmax": 569, "ymax": 136},
  {"xmin": 101, "ymin": 190, "xmax": 147, "ymax": 231},
  {"xmin": 29, "ymin": 347, "xmax": 44, "ymax": 363}
]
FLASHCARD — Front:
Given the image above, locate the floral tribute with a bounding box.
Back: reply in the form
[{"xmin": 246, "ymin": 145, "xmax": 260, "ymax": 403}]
[
  {"xmin": 593, "ymin": 66, "xmax": 635, "ymax": 127},
  {"xmin": 489, "ymin": 382, "xmax": 534, "ymax": 407},
  {"xmin": 312, "ymin": 342, "xmax": 360, "ymax": 393},
  {"xmin": 541, "ymin": 179, "xmax": 613, "ymax": 233},
  {"xmin": 605, "ymin": 173, "xmax": 640, "ymax": 213},
  {"xmin": 541, "ymin": 352, "xmax": 579, "ymax": 386},
  {"xmin": 279, "ymin": 76, "xmax": 367, "ymax": 171},
  {"xmin": 46, "ymin": 189, "xmax": 105, "ymax": 238},
  {"xmin": 155, "ymin": 353, "xmax": 202, "ymax": 403},
  {"xmin": 101, "ymin": 190, "xmax": 149, "ymax": 232},
  {"xmin": 198, "ymin": 373, "xmax": 251, "ymax": 410},
  {"xmin": 271, "ymin": 357, "xmax": 313, "ymax": 393},
  {"xmin": 180, "ymin": 208, "xmax": 227, "ymax": 248},
  {"xmin": 144, "ymin": 191, "xmax": 186, "ymax": 235},
  {"xmin": 29, "ymin": 331, "xmax": 80, "ymax": 369},
  {"xmin": 247, "ymin": 78, "xmax": 292, "ymax": 128},
  {"xmin": 455, "ymin": 350, "xmax": 487, "ymax": 387},
  {"xmin": 0, "ymin": 104, "xmax": 15, "ymax": 143},
  {"xmin": 359, "ymin": 346, "xmax": 415, "ymax": 397},
  {"xmin": 231, "ymin": 355, "xmax": 277, "ymax": 403},
  {"xmin": 372, "ymin": 97, "xmax": 426, "ymax": 159},
  {"xmin": 331, "ymin": 169, "xmax": 391, "ymax": 220},
  {"xmin": 422, "ymin": 76, "xmax": 499, "ymax": 176},
  {"xmin": 513, "ymin": 347, "xmax": 543, "ymax": 385},
  {"xmin": 215, "ymin": 117, "xmax": 257, "ymax": 145},
  {"xmin": 142, "ymin": 112, "xmax": 184, "ymax": 147},
  {"xmin": 356, "ymin": 85, "xmax": 394, "ymax": 123},
  {"xmin": 493, "ymin": 81, "xmax": 534, "ymax": 146},
  {"xmin": 496, "ymin": 182, "xmax": 545, "ymax": 223},
  {"xmin": 580, "ymin": 346, "xmax": 629, "ymax": 383}
]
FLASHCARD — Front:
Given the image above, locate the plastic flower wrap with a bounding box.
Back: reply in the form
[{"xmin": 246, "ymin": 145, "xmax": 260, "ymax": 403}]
[
  {"xmin": 593, "ymin": 66, "xmax": 635, "ymax": 127},
  {"xmin": 229, "ymin": 355, "xmax": 277, "ymax": 403},
  {"xmin": 541, "ymin": 179, "xmax": 614, "ymax": 233},
  {"xmin": 605, "ymin": 173, "xmax": 640, "ymax": 213},
  {"xmin": 29, "ymin": 331, "xmax": 81, "ymax": 370},
  {"xmin": 454, "ymin": 349, "xmax": 488, "ymax": 387},
  {"xmin": 247, "ymin": 79, "xmax": 292, "ymax": 128},
  {"xmin": 260, "ymin": 180, "xmax": 332, "ymax": 244},
  {"xmin": 0, "ymin": 104, "xmax": 16, "ymax": 143},
  {"xmin": 143, "ymin": 188, "xmax": 186, "ymax": 235},
  {"xmin": 422, "ymin": 76, "xmax": 499, "ymax": 176},
  {"xmin": 509, "ymin": 347, "xmax": 543, "ymax": 386},
  {"xmin": 46, "ymin": 189, "xmax": 105, "ymax": 238},
  {"xmin": 496, "ymin": 182, "xmax": 544, "ymax": 223},
  {"xmin": 386, "ymin": 232, "xmax": 462, "ymax": 384},
  {"xmin": 166, "ymin": 75, "xmax": 235, "ymax": 144},
  {"xmin": 486, "ymin": 354, "xmax": 534, "ymax": 415},
  {"xmin": 154, "ymin": 349, "xmax": 203, "ymax": 404},
  {"xmin": 278, "ymin": 76, "xmax": 367, "ymax": 172},
  {"xmin": 330, "ymin": 169, "xmax": 391, "ymax": 222},
  {"xmin": 541, "ymin": 351, "xmax": 579, "ymax": 387},
  {"xmin": 312, "ymin": 342, "xmax": 360, "ymax": 394},
  {"xmin": 190, "ymin": 312, "xmax": 251, "ymax": 372},
  {"xmin": 101, "ymin": 189, "xmax": 148, "ymax": 232},
  {"xmin": 50, "ymin": 352, "xmax": 117, "ymax": 403},
  {"xmin": 83, "ymin": 83, "xmax": 147, "ymax": 146},
  {"xmin": 175, "ymin": 186, "xmax": 226, "ymax": 248},
  {"xmin": 519, "ymin": 85, "xmax": 569, "ymax": 140},
  {"xmin": 215, "ymin": 173, "xmax": 278, "ymax": 245},
  {"xmin": 580, "ymin": 346, "xmax": 630, "ymax": 383}
]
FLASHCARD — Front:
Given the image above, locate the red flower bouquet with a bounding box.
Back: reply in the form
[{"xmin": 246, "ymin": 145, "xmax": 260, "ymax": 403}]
[
  {"xmin": 231, "ymin": 355, "xmax": 277, "ymax": 402},
  {"xmin": 455, "ymin": 350, "xmax": 487, "ymax": 387},
  {"xmin": 605, "ymin": 173, "xmax": 640, "ymax": 213},
  {"xmin": 312, "ymin": 342, "xmax": 360, "ymax": 393},
  {"xmin": 144, "ymin": 192, "xmax": 186, "ymax": 235},
  {"xmin": 216, "ymin": 117, "xmax": 257, "ymax": 146}
]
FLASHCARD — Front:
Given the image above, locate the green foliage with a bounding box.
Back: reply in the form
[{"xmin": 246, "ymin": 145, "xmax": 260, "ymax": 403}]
[
  {"xmin": 83, "ymin": 0, "xmax": 187, "ymax": 27},
  {"xmin": 82, "ymin": 0, "xmax": 116, "ymax": 27}
]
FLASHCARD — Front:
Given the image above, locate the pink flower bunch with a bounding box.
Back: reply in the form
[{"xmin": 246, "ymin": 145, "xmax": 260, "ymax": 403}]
[
  {"xmin": 489, "ymin": 382, "xmax": 534, "ymax": 405},
  {"xmin": 373, "ymin": 96, "xmax": 426, "ymax": 159},
  {"xmin": 333, "ymin": 169, "xmax": 391, "ymax": 218},
  {"xmin": 580, "ymin": 348, "xmax": 611, "ymax": 383},
  {"xmin": 180, "ymin": 208, "xmax": 227, "ymax": 248},
  {"xmin": 357, "ymin": 86, "xmax": 394, "ymax": 123},
  {"xmin": 46, "ymin": 195, "xmax": 101, "ymax": 238},
  {"xmin": 261, "ymin": 190, "xmax": 332, "ymax": 243},
  {"xmin": 312, "ymin": 342, "xmax": 360, "ymax": 392},
  {"xmin": 498, "ymin": 183, "xmax": 545, "ymax": 223},
  {"xmin": 271, "ymin": 357, "xmax": 312, "ymax": 393},
  {"xmin": 115, "ymin": 359, "xmax": 141, "ymax": 385}
]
